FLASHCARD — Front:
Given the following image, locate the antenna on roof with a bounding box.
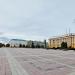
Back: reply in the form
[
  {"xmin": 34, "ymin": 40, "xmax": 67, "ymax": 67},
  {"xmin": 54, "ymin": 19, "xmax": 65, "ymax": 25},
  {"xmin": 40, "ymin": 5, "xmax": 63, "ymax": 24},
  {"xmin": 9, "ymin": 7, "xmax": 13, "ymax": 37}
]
[{"xmin": 66, "ymin": 28, "xmax": 67, "ymax": 34}]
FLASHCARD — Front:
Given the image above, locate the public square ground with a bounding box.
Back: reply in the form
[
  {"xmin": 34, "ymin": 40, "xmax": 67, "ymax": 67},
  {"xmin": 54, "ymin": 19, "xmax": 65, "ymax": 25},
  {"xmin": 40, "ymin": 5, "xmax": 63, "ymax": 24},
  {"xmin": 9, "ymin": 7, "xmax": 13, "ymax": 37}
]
[{"xmin": 0, "ymin": 48, "xmax": 75, "ymax": 75}]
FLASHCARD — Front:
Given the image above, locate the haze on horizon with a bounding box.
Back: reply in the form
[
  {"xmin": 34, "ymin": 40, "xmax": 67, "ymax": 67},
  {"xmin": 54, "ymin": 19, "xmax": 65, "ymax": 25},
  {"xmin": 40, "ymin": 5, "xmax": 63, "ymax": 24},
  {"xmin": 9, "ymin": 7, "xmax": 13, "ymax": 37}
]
[{"xmin": 0, "ymin": 0, "xmax": 75, "ymax": 41}]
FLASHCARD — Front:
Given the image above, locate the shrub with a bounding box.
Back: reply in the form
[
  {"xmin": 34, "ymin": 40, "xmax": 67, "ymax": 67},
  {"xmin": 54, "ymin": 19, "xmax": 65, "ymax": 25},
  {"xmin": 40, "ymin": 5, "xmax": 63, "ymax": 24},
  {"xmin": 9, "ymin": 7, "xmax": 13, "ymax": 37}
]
[
  {"xmin": 6, "ymin": 44, "xmax": 10, "ymax": 47},
  {"xmin": 19, "ymin": 44, "xmax": 22, "ymax": 48},
  {"xmin": 61, "ymin": 42, "xmax": 67, "ymax": 49},
  {"xmin": 0, "ymin": 43, "xmax": 4, "ymax": 47},
  {"xmin": 23, "ymin": 44, "xmax": 25, "ymax": 48}
]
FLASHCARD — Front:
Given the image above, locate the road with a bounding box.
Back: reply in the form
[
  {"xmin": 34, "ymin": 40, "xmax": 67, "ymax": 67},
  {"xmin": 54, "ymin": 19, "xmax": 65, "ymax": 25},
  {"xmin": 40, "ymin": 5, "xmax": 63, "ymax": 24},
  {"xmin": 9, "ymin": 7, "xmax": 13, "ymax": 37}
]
[{"xmin": 0, "ymin": 48, "xmax": 75, "ymax": 75}]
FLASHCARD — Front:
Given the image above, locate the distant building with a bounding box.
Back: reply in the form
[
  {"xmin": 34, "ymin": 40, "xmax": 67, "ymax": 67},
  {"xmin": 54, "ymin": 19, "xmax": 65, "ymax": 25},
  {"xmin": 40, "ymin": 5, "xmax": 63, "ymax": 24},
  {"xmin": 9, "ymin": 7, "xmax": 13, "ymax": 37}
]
[
  {"xmin": 9, "ymin": 39, "xmax": 47, "ymax": 48},
  {"xmin": 9, "ymin": 39, "xmax": 28, "ymax": 47},
  {"xmin": 48, "ymin": 33, "xmax": 75, "ymax": 49},
  {"xmin": 26, "ymin": 40, "xmax": 32, "ymax": 47},
  {"xmin": 26, "ymin": 40, "xmax": 45, "ymax": 48},
  {"xmin": 33, "ymin": 41, "xmax": 45, "ymax": 48}
]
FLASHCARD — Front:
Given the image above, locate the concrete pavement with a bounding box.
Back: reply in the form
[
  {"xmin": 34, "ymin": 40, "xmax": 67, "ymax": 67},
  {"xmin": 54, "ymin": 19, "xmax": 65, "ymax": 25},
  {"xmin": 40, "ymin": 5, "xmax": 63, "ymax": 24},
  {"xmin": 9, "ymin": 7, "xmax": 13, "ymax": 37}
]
[{"xmin": 0, "ymin": 48, "xmax": 75, "ymax": 75}]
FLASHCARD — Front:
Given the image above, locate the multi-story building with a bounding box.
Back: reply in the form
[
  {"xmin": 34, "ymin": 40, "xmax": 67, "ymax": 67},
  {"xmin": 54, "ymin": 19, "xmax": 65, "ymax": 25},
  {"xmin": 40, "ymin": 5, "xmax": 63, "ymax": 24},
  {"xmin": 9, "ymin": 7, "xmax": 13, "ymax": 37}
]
[
  {"xmin": 48, "ymin": 33, "xmax": 75, "ymax": 49},
  {"xmin": 33, "ymin": 41, "xmax": 45, "ymax": 48},
  {"xmin": 27, "ymin": 40, "xmax": 46, "ymax": 48},
  {"xmin": 9, "ymin": 39, "xmax": 28, "ymax": 47}
]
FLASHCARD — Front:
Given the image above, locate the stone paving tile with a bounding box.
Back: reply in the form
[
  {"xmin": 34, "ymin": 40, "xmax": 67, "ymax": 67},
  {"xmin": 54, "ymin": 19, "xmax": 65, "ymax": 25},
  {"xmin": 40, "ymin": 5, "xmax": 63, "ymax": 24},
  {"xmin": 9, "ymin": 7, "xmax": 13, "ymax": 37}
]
[
  {"xmin": 19, "ymin": 59, "xmax": 72, "ymax": 75},
  {"xmin": 0, "ymin": 48, "xmax": 75, "ymax": 75},
  {"xmin": 15, "ymin": 55, "xmax": 72, "ymax": 75},
  {"xmin": 12, "ymin": 48, "xmax": 75, "ymax": 75},
  {"xmin": 0, "ymin": 56, "xmax": 12, "ymax": 75}
]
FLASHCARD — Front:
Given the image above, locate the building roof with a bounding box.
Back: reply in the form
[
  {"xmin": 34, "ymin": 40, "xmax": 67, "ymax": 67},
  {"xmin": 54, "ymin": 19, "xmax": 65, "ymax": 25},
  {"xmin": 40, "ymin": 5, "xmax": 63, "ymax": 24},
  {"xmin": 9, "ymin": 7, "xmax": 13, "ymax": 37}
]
[
  {"xmin": 11, "ymin": 39, "xmax": 26, "ymax": 41},
  {"xmin": 49, "ymin": 33, "xmax": 75, "ymax": 40}
]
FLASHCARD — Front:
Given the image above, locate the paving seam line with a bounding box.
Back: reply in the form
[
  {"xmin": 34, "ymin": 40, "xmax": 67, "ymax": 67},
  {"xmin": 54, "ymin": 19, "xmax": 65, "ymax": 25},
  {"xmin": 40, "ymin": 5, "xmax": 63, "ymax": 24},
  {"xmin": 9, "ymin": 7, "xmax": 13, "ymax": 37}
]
[{"xmin": 4, "ymin": 49, "xmax": 29, "ymax": 75}]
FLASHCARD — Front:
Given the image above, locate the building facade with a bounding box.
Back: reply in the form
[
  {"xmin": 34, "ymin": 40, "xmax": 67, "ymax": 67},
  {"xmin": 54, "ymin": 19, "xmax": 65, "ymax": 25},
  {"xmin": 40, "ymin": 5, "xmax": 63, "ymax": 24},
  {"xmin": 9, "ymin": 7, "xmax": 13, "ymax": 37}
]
[
  {"xmin": 9, "ymin": 39, "xmax": 28, "ymax": 47},
  {"xmin": 48, "ymin": 33, "xmax": 75, "ymax": 49},
  {"xmin": 27, "ymin": 40, "xmax": 46, "ymax": 48}
]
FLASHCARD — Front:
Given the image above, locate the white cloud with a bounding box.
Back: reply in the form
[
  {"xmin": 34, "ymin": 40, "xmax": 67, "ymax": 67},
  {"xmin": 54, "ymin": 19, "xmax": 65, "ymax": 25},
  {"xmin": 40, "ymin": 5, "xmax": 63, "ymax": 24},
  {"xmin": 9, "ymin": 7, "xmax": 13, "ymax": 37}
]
[{"xmin": 0, "ymin": 0, "xmax": 75, "ymax": 40}]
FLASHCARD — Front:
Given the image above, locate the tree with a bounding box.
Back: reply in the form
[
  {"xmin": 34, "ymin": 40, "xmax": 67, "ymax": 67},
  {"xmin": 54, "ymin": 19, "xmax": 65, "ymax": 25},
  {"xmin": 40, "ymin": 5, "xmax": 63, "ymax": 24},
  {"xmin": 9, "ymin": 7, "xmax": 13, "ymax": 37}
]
[
  {"xmin": 3, "ymin": 44, "xmax": 5, "ymax": 47},
  {"xmin": 14, "ymin": 45, "xmax": 16, "ymax": 48},
  {"xmin": 31, "ymin": 41, "xmax": 34, "ymax": 48},
  {"xmin": 19, "ymin": 44, "xmax": 22, "ymax": 48},
  {"xmin": 23, "ymin": 44, "xmax": 25, "ymax": 48},
  {"xmin": 41, "ymin": 45, "xmax": 44, "ymax": 48},
  {"xmin": 44, "ymin": 40, "xmax": 47, "ymax": 48},
  {"xmin": 36, "ymin": 44, "xmax": 40, "ymax": 48},
  {"xmin": 61, "ymin": 42, "xmax": 67, "ymax": 49},
  {"xmin": 6, "ymin": 43, "xmax": 10, "ymax": 47},
  {"xmin": 0, "ymin": 43, "xmax": 3, "ymax": 48},
  {"xmin": 25, "ymin": 45, "xmax": 28, "ymax": 48}
]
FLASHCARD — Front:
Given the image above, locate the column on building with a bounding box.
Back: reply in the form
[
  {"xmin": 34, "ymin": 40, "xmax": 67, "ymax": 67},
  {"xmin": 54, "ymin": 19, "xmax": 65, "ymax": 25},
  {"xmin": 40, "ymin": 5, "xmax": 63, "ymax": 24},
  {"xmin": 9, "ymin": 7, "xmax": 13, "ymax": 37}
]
[
  {"xmin": 49, "ymin": 39, "xmax": 54, "ymax": 48},
  {"xmin": 49, "ymin": 38, "xmax": 56, "ymax": 48},
  {"xmin": 71, "ymin": 35, "xmax": 75, "ymax": 48},
  {"xmin": 48, "ymin": 39, "xmax": 51, "ymax": 48},
  {"xmin": 58, "ymin": 37, "xmax": 62, "ymax": 48},
  {"xmin": 54, "ymin": 38, "xmax": 58, "ymax": 48},
  {"xmin": 53, "ymin": 39, "xmax": 55, "ymax": 48},
  {"xmin": 70, "ymin": 35, "xmax": 73, "ymax": 48},
  {"xmin": 74, "ymin": 35, "xmax": 75, "ymax": 48},
  {"xmin": 55, "ymin": 38, "xmax": 58, "ymax": 48},
  {"xmin": 67, "ymin": 35, "xmax": 71, "ymax": 48}
]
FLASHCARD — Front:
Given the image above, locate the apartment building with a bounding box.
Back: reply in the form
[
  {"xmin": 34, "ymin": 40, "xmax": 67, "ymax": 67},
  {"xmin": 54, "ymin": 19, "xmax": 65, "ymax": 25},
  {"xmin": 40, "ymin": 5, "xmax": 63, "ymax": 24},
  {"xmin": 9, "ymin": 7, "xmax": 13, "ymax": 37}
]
[{"xmin": 48, "ymin": 33, "xmax": 75, "ymax": 49}]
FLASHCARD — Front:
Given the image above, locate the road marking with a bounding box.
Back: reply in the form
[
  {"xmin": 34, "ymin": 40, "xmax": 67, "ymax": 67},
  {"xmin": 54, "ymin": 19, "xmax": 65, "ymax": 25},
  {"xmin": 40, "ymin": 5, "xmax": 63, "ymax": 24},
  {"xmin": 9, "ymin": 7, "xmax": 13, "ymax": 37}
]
[{"xmin": 4, "ymin": 49, "xmax": 29, "ymax": 75}]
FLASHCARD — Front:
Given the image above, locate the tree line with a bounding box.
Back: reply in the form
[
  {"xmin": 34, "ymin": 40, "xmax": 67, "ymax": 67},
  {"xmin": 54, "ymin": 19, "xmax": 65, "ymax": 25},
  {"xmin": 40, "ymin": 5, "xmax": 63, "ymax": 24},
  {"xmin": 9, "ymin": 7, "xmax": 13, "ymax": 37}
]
[
  {"xmin": 0, "ymin": 43, "xmax": 10, "ymax": 48},
  {"xmin": 0, "ymin": 42, "xmax": 46, "ymax": 48}
]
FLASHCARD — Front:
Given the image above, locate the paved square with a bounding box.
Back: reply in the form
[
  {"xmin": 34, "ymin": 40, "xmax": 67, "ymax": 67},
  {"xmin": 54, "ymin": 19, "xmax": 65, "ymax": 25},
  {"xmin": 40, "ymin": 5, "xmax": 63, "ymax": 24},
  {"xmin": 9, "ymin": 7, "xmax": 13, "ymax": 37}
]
[{"xmin": 0, "ymin": 48, "xmax": 75, "ymax": 75}]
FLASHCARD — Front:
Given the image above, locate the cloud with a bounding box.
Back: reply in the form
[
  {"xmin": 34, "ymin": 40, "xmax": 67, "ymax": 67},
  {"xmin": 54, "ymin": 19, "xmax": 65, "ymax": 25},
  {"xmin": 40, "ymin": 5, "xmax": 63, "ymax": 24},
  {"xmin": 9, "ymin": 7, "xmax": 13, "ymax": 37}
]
[
  {"xmin": 0, "ymin": 32, "xmax": 4, "ymax": 35},
  {"xmin": 0, "ymin": 0, "xmax": 75, "ymax": 40}
]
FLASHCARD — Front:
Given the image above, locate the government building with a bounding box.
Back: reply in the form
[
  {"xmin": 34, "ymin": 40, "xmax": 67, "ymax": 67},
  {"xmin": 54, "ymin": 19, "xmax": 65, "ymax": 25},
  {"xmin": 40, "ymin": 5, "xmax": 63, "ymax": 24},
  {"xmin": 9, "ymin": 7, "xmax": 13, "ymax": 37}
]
[{"xmin": 48, "ymin": 33, "xmax": 75, "ymax": 49}]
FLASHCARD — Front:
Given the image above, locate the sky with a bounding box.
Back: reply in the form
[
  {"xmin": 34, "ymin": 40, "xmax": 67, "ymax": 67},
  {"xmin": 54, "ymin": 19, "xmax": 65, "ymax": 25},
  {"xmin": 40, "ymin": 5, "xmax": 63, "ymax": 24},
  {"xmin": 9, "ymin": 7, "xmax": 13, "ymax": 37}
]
[{"xmin": 0, "ymin": 0, "xmax": 75, "ymax": 41}]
